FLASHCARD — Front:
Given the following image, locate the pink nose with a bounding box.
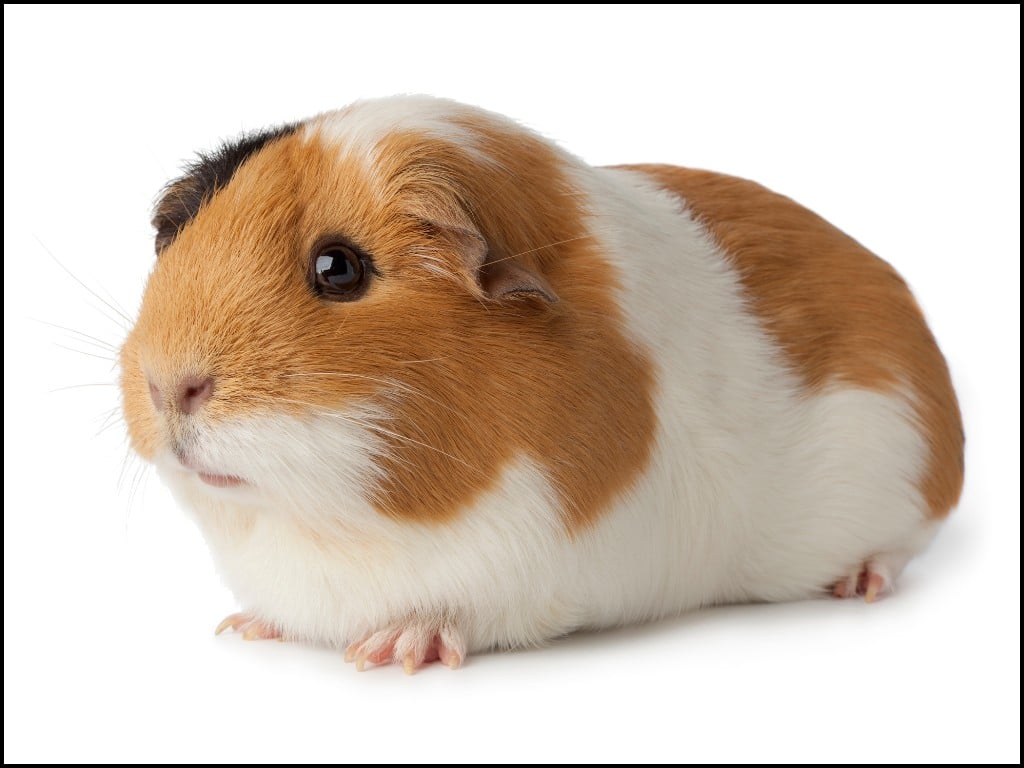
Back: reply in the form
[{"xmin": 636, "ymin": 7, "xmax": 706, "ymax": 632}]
[
  {"xmin": 147, "ymin": 376, "xmax": 215, "ymax": 415},
  {"xmin": 176, "ymin": 376, "xmax": 214, "ymax": 415}
]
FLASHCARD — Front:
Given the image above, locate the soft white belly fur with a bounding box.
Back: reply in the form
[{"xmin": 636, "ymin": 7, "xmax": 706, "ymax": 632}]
[{"xmin": 161, "ymin": 167, "xmax": 933, "ymax": 652}]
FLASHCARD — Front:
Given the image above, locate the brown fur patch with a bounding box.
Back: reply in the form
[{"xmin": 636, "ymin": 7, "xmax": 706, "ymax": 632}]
[
  {"xmin": 619, "ymin": 164, "xmax": 964, "ymax": 518},
  {"xmin": 122, "ymin": 109, "xmax": 657, "ymax": 531}
]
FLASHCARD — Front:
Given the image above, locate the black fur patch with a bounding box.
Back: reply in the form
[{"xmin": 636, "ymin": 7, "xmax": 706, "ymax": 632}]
[{"xmin": 152, "ymin": 123, "xmax": 300, "ymax": 254}]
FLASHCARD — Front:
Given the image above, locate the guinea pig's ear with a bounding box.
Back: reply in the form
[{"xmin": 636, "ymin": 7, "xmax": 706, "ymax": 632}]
[
  {"xmin": 426, "ymin": 215, "xmax": 559, "ymax": 305},
  {"xmin": 438, "ymin": 222, "xmax": 557, "ymax": 303},
  {"xmin": 479, "ymin": 255, "xmax": 559, "ymax": 304}
]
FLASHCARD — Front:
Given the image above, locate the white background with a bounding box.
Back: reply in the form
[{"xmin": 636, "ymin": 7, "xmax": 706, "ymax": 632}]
[{"xmin": 3, "ymin": 5, "xmax": 1019, "ymax": 763}]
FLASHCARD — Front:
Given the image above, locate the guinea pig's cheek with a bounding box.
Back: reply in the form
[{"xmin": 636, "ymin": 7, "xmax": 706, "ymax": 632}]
[{"xmin": 187, "ymin": 411, "xmax": 389, "ymax": 516}]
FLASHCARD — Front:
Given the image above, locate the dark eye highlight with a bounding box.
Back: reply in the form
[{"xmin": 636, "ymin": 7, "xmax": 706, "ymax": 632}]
[{"xmin": 310, "ymin": 242, "xmax": 370, "ymax": 301}]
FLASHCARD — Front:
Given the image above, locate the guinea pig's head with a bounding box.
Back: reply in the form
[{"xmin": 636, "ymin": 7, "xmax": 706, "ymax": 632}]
[{"xmin": 120, "ymin": 96, "xmax": 654, "ymax": 531}]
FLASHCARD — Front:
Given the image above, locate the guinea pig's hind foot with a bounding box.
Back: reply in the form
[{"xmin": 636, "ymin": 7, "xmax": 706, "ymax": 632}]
[
  {"xmin": 214, "ymin": 612, "xmax": 283, "ymax": 641},
  {"xmin": 831, "ymin": 551, "xmax": 910, "ymax": 603},
  {"xmin": 833, "ymin": 569, "xmax": 886, "ymax": 602},
  {"xmin": 344, "ymin": 615, "xmax": 465, "ymax": 674}
]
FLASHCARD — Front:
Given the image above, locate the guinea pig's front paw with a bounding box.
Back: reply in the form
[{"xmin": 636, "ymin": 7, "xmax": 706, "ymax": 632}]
[
  {"xmin": 214, "ymin": 612, "xmax": 283, "ymax": 641},
  {"xmin": 344, "ymin": 614, "xmax": 465, "ymax": 674}
]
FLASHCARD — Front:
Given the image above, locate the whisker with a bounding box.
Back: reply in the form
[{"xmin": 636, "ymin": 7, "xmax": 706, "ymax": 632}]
[
  {"xmin": 127, "ymin": 461, "xmax": 148, "ymax": 518},
  {"xmin": 32, "ymin": 319, "xmax": 121, "ymax": 351},
  {"xmin": 286, "ymin": 369, "xmax": 409, "ymax": 396},
  {"xmin": 49, "ymin": 382, "xmax": 116, "ymax": 393},
  {"xmin": 58, "ymin": 334, "xmax": 119, "ymax": 355},
  {"xmin": 280, "ymin": 371, "xmax": 472, "ymax": 426},
  {"xmin": 269, "ymin": 397, "xmax": 395, "ymax": 425},
  {"xmin": 361, "ymin": 421, "xmax": 483, "ymax": 475},
  {"xmin": 85, "ymin": 299, "xmax": 132, "ymax": 332},
  {"xmin": 95, "ymin": 407, "xmax": 124, "ymax": 438},
  {"xmin": 99, "ymin": 285, "xmax": 134, "ymax": 324},
  {"xmin": 284, "ymin": 371, "xmax": 409, "ymax": 386},
  {"xmin": 77, "ymin": 339, "xmax": 118, "ymax": 356},
  {"xmin": 487, "ymin": 232, "xmax": 597, "ymax": 266},
  {"xmin": 283, "ymin": 371, "xmax": 429, "ymax": 404},
  {"xmin": 115, "ymin": 433, "xmax": 142, "ymax": 500},
  {"xmin": 245, "ymin": 397, "xmax": 418, "ymax": 476},
  {"xmin": 132, "ymin": 469, "xmax": 153, "ymax": 525},
  {"xmin": 35, "ymin": 235, "xmax": 132, "ymax": 326},
  {"xmin": 117, "ymin": 449, "xmax": 134, "ymax": 495},
  {"xmin": 53, "ymin": 344, "xmax": 117, "ymax": 362},
  {"xmin": 267, "ymin": 396, "xmax": 483, "ymax": 476}
]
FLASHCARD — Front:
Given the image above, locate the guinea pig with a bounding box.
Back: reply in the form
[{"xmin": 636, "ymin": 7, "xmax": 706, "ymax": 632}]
[{"xmin": 120, "ymin": 95, "xmax": 964, "ymax": 673}]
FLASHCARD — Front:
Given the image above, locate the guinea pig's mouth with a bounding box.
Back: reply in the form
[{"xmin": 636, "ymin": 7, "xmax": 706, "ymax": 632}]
[
  {"xmin": 173, "ymin": 450, "xmax": 247, "ymax": 488},
  {"xmin": 195, "ymin": 471, "xmax": 246, "ymax": 488}
]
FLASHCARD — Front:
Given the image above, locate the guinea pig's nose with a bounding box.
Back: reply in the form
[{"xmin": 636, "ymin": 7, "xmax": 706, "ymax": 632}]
[{"xmin": 175, "ymin": 376, "xmax": 215, "ymax": 415}]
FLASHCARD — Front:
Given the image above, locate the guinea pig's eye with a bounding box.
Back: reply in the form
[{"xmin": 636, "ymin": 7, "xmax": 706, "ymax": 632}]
[{"xmin": 310, "ymin": 242, "xmax": 369, "ymax": 301}]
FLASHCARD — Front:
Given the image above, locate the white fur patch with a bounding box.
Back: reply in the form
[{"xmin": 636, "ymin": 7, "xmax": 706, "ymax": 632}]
[
  {"xmin": 162, "ymin": 439, "xmax": 576, "ymax": 651},
  {"xmin": 307, "ymin": 95, "xmax": 503, "ymax": 172}
]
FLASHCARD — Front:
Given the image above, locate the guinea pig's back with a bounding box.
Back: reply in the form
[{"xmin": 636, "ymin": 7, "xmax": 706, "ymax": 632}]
[
  {"xmin": 633, "ymin": 165, "xmax": 963, "ymax": 516},
  {"xmin": 572, "ymin": 164, "xmax": 963, "ymax": 615}
]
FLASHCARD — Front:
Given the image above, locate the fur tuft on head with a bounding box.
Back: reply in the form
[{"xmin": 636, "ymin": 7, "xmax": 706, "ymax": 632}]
[{"xmin": 152, "ymin": 123, "xmax": 301, "ymax": 254}]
